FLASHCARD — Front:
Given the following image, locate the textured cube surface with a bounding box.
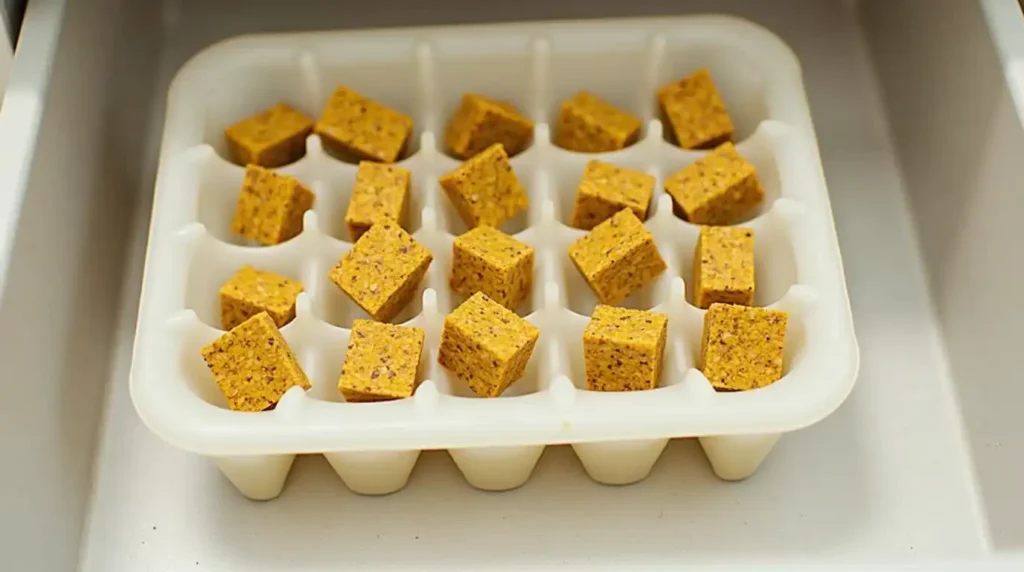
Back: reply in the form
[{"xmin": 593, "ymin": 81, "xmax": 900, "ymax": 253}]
[
  {"xmin": 219, "ymin": 265, "xmax": 304, "ymax": 330},
  {"xmin": 345, "ymin": 161, "xmax": 411, "ymax": 241},
  {"xmin": 583, "ymin": 305, "xmax": 668, "ymax": 392},
  {"xmin": 330, "ymin": 222, "xmax": 433, "ymax": 322},
  {"xmin": 664, "ymin": 142, "xmax": 764, "ymax": 225},
  {"xmin": 554, "ymin": 91, "xmax": 643, "ymax": 153},
  {"xmin": 223, "ymin": 103, "xmax": 314, "ymax": 168},
  {"xmin": 438, "ymin": 143, "xmax": 529, "ymax": 228},
  {"xmin": 444, "ymin": 93, "xmax": 534, "ymax": 159},
  {"xmin": 438, "ymin": 292, "xmax": 540, "ymax": 397},
  {"xmin": 200, "ymin": 312, "xmax": 312, "ymax": 412},
  {"xmin": 658, "ymin": 69, "xmax": 735, "ymax": 150},
  {"xmin": 570, "ymin": 160, "xmax": 655, "ymax": 230},
  {"xmin": 700, "ymin": 303, "xmax": 788, "ymax": 391},
  {"xmin": 338, "ymin": 320, "xmax": 425, "ymax": 402},
  {"xmin": 450, "ymin": 226, "xmax": 534, "ymax": 311},
  {"xmin": 568, "ymin": 208, "xmax": 667, "ymax": 305},
  {"xmin": 231, "ymin": 165, "xmax": 316, "ymax": 245},
  {"xmin": 315, "ymin": 85, "xmax": 414, "ymax": 163},
  {"xmin": 693, "ymin": 225, "xmax": 755, "ymax": 309}
]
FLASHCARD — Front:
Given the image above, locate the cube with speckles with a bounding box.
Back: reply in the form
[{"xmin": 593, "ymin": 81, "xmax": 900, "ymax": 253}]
[
  {"xmin": 329, "ymin": 222, "xmax": 433, "ymax": 323},
  {"xmin": 338, "ymin": 320, "xmax": 426, "ymax": 402}
]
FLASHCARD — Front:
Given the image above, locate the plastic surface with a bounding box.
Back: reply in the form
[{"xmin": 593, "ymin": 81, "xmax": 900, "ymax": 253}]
[{"xmin": 129, "ymin": 16, "xmax": 858, "ymax": 499}]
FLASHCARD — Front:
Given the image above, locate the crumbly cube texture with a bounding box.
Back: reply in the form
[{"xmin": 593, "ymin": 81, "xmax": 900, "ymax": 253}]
[
  {"xmin": 568, "ymin": 208, "xmax": 667, "ymax": 306},
  {"xmin": 438, "ymin": 143, "xmax": 529, "ymax": 229},
  {"xmin": 338, "ymin": 320, "xmax": 425, "ymax": 402},
  {"xmin": 200, "ymin": 312, "xmax": 311, "ymax": 412},
  {"xmin": 346, "ymin": 161, "xmax": 411, "ymax": 241},
  {"xmin": 444, "ymin": 94, "xmax": 534, "ymax": 159},
  {"xmin": 315, "ymin": 85, "xmax": 413, "ymax": 163},
  {"xmin": 658, "ymin": 69, "xmax": 735, "ymax": 150},
  {"xmin": 219, "ymin": 265, "xmax": 305, "ymax": 331},
  {"xmin": 438, "ymin": 292, "xmax": 540, "ymax": 397},
  {"xmin": 664, "ymin": 142, "xmax": 764, "ymax": 225},
  {"xmin": 570, "ymin": 160, "xmax": 655, "ymax": 230},
  {"xmin": 330, "ymin": 222, "xmax": 433, "ymax": 322},
  {"xmin": 583, "ymin": 305, "xmax": 668, "ymax": 392},
  {"xmin": 450, "ymin": 226, "xmax": 534, "ymax": 311},
  {"xmin": 224, "ymin": 103, "xmax": 314, "ymax": 168},
  {"xmin": 554, "ymin": 91, "xmax": 643, "ymax": 153},
  {"xmin": 700, "ymin": 303, "xmax": 788, "ymax": 391},
  {"xmin": 693, "ymin": 226, "xmax": 755, "ymax": 309},
  {"xmin": 231, "ymin": 165, "xmax": 316, "ymax": 245}
]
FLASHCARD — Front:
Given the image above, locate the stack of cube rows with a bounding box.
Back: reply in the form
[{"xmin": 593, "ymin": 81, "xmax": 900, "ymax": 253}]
[{"xmin": 131, "ymin": 16, "xmax": 858, "ymax": 501}]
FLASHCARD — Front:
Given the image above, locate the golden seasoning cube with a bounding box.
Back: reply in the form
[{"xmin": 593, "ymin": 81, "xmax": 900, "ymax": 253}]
[
  {"xmin": 345, "ymin": 161, "xmax": 411, "ymax": 241},
  {"xmin": 693, "ymin": 226, "xmax": 755, "ymax": 309},
  {"xmin": 438, "ymin": 292, "xmax": 540, "ymax": 397},
  {"xmin": 568, "ymin": 208, "xmax": 667, "ymax": 306},
  {"xmin": 700, "ymin": 303, "xmax": 788, "ymax": 391},
  {"xmin": 583, "ymin": 305, "xmax": 668, "ymax": 392},
  {"xmin": 330, "ymin": 222, "xmax": 433, "ymax": 323},
  {"xmin": 664, "ymin": 142, "xmax": 764, "ymax": 225},
  {"xmin": 450, "ymin": 226, "xmax": 534, "ymax": 311},
  {"xmin": 438, "ymin": 143, "xmax": 529, "ymax": 229},
  {"xmin": 224, "ymin": 103, "xmax": 315, "ymax": 168},
  {"xmin": 219, "ymin": 265, "xmax": 305, "ymax": 331},
  {"xmin": 315, "ymin": 85, "xmax": 414, "ymax": 163},
  {"xmin": 554, "ymin": 91, "xmax": 643, "ymax": 153},
  {"xmin": 658, "ymin": 69, "xmax": 734, "ymax": 150},
  {"xmin": 200, "ymin": 312, "xmax": 312, "ymax": 412},
  {"xmin": 444, "ymin": 93, "xmax": 535, "ymax": 159},
  {"xmin": 570, "ymin": 160, "xmax": 655, "ymax": 230},
  {"xmin": 338, "ymin": 319, "xmax": 425, "ymax": 402},
  {"xmin": 231, "ymin": 165, "xmax": 316, "ymax": 245}
]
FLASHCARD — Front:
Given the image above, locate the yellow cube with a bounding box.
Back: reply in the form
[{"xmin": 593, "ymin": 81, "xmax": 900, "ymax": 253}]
[
  {"xmin": 438, "ymin": 143, "xmax": 529, "ymax": 229},
  {"xmin": 700, "ymin": 303, "xmax": 787, "ymax": 391},
  {"xmin": 444, "ymin": 93, "xmax": 534, "ymax": 159},
  {"xmin": 568, "ymin": 208, "xmax": 666, "ymax": 305},
  {"xmin": 315, "ymin": 85, "xmax": 413, "ymax": 163},
  {"xmin": 330, "ymin": 222, "xmax": 433, "ymax": 322},
  {"xmin": 201, "ymin": 312, "xmax": 311, "ymax": 412},
  {"xmin": 345, "ymin": 161, "xmax": 411, "ymax": 241},
  {"xmin": 583, "ymin": 305, "xmax": 668, "ymax": 392},
  {"xmin": 219, "ymin": 265, "xmax": 304, "ymax": 330},
  {"xmin": 693, "ymin": 226, "xmax": 755, "ymax": 309},
  {"xmin": 231, "ymin": 165, "xmax": 315, "ymax": 245},
  {"xmin": 570, "ymin": 160, "xmax": 654, "ymax": 230},
  {"xmin": 658, "ymin": 69, "xmax": 734, "ymax": 150},
  {"xmin": 664, "ymin": 142, "xmax": 764, "ymax": 225},
  {"xmin": 224, "ymin": 103, "xmax": 314, "ymax": 168},
  {"xmin": 554, "ymin": 91, "xmax": 642, "ymax": 153},
  {"xmin": 338, "ymin": 320, "xmax": 425, "ymax": 402}
]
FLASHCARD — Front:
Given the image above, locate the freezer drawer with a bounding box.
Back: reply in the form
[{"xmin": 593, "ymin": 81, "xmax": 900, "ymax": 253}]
[{"xmin": 0, "ymin": 0, "xmax": 1022, "ymax": 570}]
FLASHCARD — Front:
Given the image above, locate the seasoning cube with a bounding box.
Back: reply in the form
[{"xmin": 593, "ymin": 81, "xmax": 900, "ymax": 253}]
[
  {"xmin": 450, "ymin": 226, "xmax": 534, "ymax": 311},
  {"xmin": 231, "ymin": 165, "xmax": 316, "ymax": 245},
  {"xmin": 658, "ymin": 69, "xmax": 735, "ymax": 150},
  {"xmin": 568, "ymin": 208, "xmax": 667, "ymax": 306},
  {"xmin": 664, "ymin": 142, "xmax": 764, "ymax": 225},
  {"xmin": 570, "ymin": 160, "xmax": 655, "ymax": 230},
  {"xmin": 700, "ymin": 303, "xmax": 788, "ymax": 391},
  {"xmin": 444, "ymin": 93, "xmax": 534, "ymax": 159},
  {"xmin": 554, "ymin": 91, "xmax": 643, "ymax": 153},
  {"xmin": 315, "ymin": 85, "xmax": 414, "ymax": 163},
  {"xmin": 438, "ymin": 143, "xmax": 529, "ymax": 229},
  {"xmin": 330, "ymin": 222, "xmax": 433, "ymax": 322},
  {"xmin": 338, "ymin": 320, "xmax": 425, "ymax": 402},
  {"xmin": 345, "ymin": 161, "xmax": 411, "ymax": 241},
  {"xmin": 583, "ymin": 305, "xmax": 668, "ymax": 392},
  {"xmin": 219, "ymin": 265, "xmax": 305, "ymax": 331},
  {"xmin": 201, "ymin": 312, "xmax": 311, "ymax": 412},
  {"xmin": 224, "ymin": 103, "xmax": 315, "ymax": 168},
  {"xmin": 693, "ymin": 226, "xmax": 755, "ymax": 309},
  {"xmin": 438, "ymin": 292, "xmax": 540, "ymax": 397}
]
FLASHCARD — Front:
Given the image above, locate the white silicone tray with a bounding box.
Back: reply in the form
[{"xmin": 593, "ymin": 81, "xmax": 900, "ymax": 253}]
[{"xmin": 129, "ymin": 15, "xmax": 859, "ymax": 500}]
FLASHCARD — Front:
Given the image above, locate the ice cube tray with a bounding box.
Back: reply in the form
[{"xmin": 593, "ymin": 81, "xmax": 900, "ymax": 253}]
[{"xmin": 129, "ymin": 15, "xmax": 859, "ymax": 500}]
